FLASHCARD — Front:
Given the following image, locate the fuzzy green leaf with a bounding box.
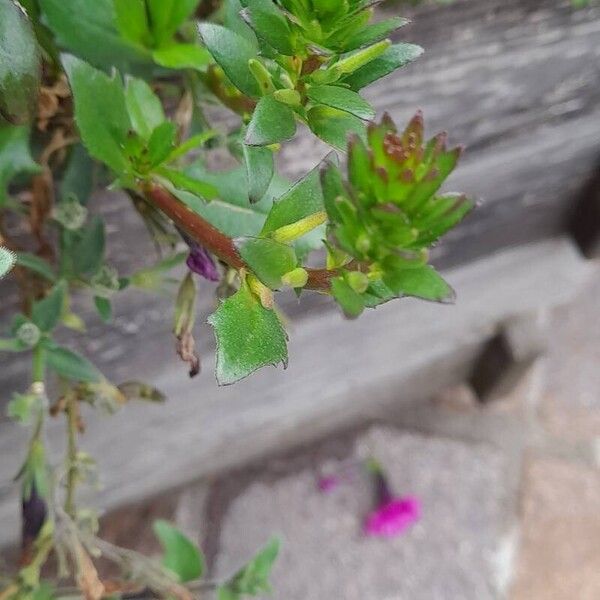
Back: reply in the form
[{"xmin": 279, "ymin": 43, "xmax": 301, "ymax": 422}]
[
  {"xmin": 245, "ymin": 95, "xmax": 296, "ymax": 146},
  {"xmin": 208, "ymin": 283, "xmax": 288, "ymax": 385},
  {"xmin": 0, "ymin": 0, "xmax": 41, "ymax": 124},
  {"xmin": 63, "ymin": 55, "xmax": 131, "ymax": 173},
  {"xmin": 307, "ymin": 85, "xmax": 374, "ymax": 120},
  {"xmin": 45, "ymin": 343, "xmax": 101, "ymax": 382},
  {"xmin": 243, "ymin": 144, "xmax": 274, "ymax": 203},
  {"xmin": 236, "ymin": 237, "xmax": 297, "ymax": 289},
  {"xmin": 31, "ymin": 281, "xmax": 66, "ymax": 332},
  {"xmin": 153, "ymin": 520, "xmax": 205, "ymax": 583},
  {"xmin": 342, "ymin": 43, "xmax": 423, "ymax": 91},
  {"xmin": 198, "ymin": 23, "xmax": 260, "ymax": 97}
]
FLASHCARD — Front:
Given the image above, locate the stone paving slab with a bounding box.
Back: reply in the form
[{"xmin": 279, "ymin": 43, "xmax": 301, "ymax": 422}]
[
  {"xmin": 511, "ymin": 456, "xmax": 600, "ymax": 600},
  {"xmin": 212, "ymin": 427, "xmax": 513, "ymax": 600}
]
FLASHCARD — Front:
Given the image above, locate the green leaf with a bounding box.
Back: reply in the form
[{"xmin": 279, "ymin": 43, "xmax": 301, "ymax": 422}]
[
  {"xmin": 345, "ymin": 17, "xmax": 408, "ymax": 52},
  {"xmin": 307, "ymin": 105, "xmax": 366, "ymax": 151},
  {"xmin": 218, "ymin": 537, "xmax": 280, "ymax": 597},
  {"xmin": 40, "ymin": 0, "xmax": 151, "ymax": 74},
  {"xmin": 159, "ymin": 167, "xmax": 219, "ymax": 200},
  {"xmin": 125, "ymin": 77, "xmax": 165, "ymax": 140},
  {"xmin": 306, "ymin": 85, "xmax": 374, "ymax": 121},
  {"xmin": 45, "ymin": 342, "xmax": 101, "ymax": 382},
  {"xmin": 0, "ymin": 0, "xmax": 41, "ymax": 124},
  {"xmin": 198, "ymin": 23, "xmax": 260, "ymax": 97},
  {"xmin": 236, "ymin": 237, "xmax": 297, "ymax": 289},
  {"xmin": 243, "ymin": 144, "xmax": 273, "ymax": 203},
  {"xmin": 0, "ymin": 245, "xmax": 15, "ymax": 279},
  {"xmin": 383, "ymin": 265, "xmax": 455, "ymax": 303},
  {"xmin": 146, "ymin": 0, "xmax": 199, "ymax": 47},
  {"xmin": 152, "ymin": 44, "xmax": 212, "ymax": 70},
  {"xmin": 15, "ymin": 252, "xmax": 56, "ymax": 282},
  {"xmin": 7, "ymin": 392, "xmax": 40, "ymax": 425},
  {"xmin": 94, "ymin": 296, "xmax": 112, "ymax": 322},
  {"xmin": 60, "ymin": 144, "xmax": 95, "ymax": 204},
  {"xmin": 63, "ymin": 55, "xmax": 131, "ymax": 174},
  {"xmin": 241, "ymin": 0, "xmax": 294, "ymax": 55},
  {"xmin": 245, "ymin": 95, "xmax": 296, "ymax": 146},
  {"xmin": 113, "ymin": 0, "xmax": 151, "ymax": 47},
  {"xmin": 153, "ymin": 520, "xmax": 205, "ymax": 583},
  {"xmin": 31, "ymin": 281, "xmax": 66, "ymax": 332},
  {"xmin": 208, "ymin": 283, "xmax": 288, "ymax": 385},
  {"xmin": 342, "ymin": 43, "xmax": 424, "ymax": 91},
  {"xmin": 0, "ymin": 124, "xmax": 40, "ymax": 204},
  {"xmin": 146, "ymin": 122, "xmax": 178, "ymax": 167},
  {"xmin": 331, "ymin": 276, "xmax": 364, "ymax": 317},
  {"xmin": 72, "ymin": 216, "xmax": 105, "ymax": 277}
]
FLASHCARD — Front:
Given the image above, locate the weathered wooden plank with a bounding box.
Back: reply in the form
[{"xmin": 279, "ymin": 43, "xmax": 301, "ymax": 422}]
[{"xmin": 0, "ymin": 237, "xmax": 593, "ymax": 546}]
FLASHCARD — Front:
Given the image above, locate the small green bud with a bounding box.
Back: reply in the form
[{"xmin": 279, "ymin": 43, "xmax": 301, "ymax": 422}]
[
  {"xmin": 248, "ymin": 59, "xmax": 275, "ymax": 95},
  {"xmin": 271, "ymin": 211, "xmax": 327, "ymax": 243},
  {"xmin": 356, "ymin": 233, "xmax": 371, "ymax": 254},
  {"xmin": 346, "ymin": 271, "xmax": 369, "ymax": 294},
  {"xmin": 16, "ymin": 322, "xmax": 40, "ymax": 348},
  {"xmin": 272, "ymin": 89, "xmax": 302, "ymax": 107},
  {"xmin": 174, "ymin": 272, "xmax": 197, "ymax": 337},
  {"xmin": 91, "ymin": 265, "xmax": 120, "ymax": 298},
  {"xmin": 247, "ymin": 274, "xmax": 274, "ymax": 309},
  {"xmin": 53, "ymin": 194, "xmax": 88, "ymax": 230},
  {"xmin": 332, "ymin": 40, "xmax": 391, "ymax": 76},
  {"xmin": 281, "ymin": 267, "xmax": 308, "ymax": 288}
]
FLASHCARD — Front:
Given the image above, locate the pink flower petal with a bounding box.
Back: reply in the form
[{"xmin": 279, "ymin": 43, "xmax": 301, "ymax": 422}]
[
  {"xmin": 363, "ymin": 496, "xmax": 421, "ymax": 538},
  {"xmin": 317, "ymin": 475, "xmax": 341, "ymax": 493}
]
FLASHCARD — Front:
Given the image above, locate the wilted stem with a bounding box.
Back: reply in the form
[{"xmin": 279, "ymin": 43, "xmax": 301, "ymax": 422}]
[{"xmin": 142, "ymin": 182, "xmax": 337, "ymax": 291}]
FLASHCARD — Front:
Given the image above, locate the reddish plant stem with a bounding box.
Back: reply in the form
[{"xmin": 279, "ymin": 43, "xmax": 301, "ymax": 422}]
[{"xmin": 142, "ymin": 182, "xmax": 335, "ymax": 291}]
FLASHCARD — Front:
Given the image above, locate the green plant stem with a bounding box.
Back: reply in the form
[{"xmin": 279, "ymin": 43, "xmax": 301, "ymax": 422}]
[
  {"xmin": 64, "ymin": 392, "xmax": 78, "ymax": 519},
  {"xmin": 32, "ymin": 344, "xmax": 46, "ymax": 382}
]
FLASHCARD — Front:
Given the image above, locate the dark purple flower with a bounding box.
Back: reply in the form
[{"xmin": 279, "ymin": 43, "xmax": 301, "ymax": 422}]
[
  {"xmin": 186, "ymin": 243, "xmax": 219, "ymax": 281},
  {"xmin": 22, "ymin": 483, "xmax": 47, "ymax": 551},
  {"xmin": 363, "ymin": 465, "xmax": 421, "ymax": 538}
]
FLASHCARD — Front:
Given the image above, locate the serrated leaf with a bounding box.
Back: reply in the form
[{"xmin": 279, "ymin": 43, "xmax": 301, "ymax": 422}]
[
  {"xmin": 242, "ymin": 0, "xmax": 294, "ymax": 55},
  {"xmin": 0, "ymin": 0, "xmax": 41, "ymax": 124},
  {"xmin": 198, "ymin": 23, "xmax": 260, "ymax": 97},
  {"xmin": 72, "ymin": 216, "xmax": 105, "ymax": 277},
  {"xmin": 152, "ymin": 44, "xmax": 212, "ymax": 70},
  {"xmin": 245, "ymin": 95, "xmax": 296, "ymax": 146},
  {"xmin": 383, "ymin": 264, "xmax": 455, "ymax": 303},
  {"xmin": 243, "ymin": 144, "xmax": 273, "ymax": 203},
  {"xmin": 153, "ymin": 520, "xmax": 204, "ymax": 583},
  {"xmin": 63, "ymin": 55, "xmax": 131, "ymax": 174},
  {"xmin": 208, "ymin": 283, "xmax": 288, "ymax": 385},
  {"xmin": 219, "ymin": 537, "xmax": 280, "ymax": 597},
  {"xmin": 236, "ymin": 237, "xmax": 297, "ymax": 289},
  {"xmin": 0, "ymin": 245, "xmax": 16, "ymax": 279},
  {"xmin": 307, "ymin": 105, "xmax": 366, "ymax": 151},
  {"xmin": 0, "ymin": 124, "xmax": 40, "ymax": 204},
  {"xmin": 31, "ymin": 281, "xmax": 66, "ymax": 332},
  {"xmin": 125, "ymin": 77, "xmax": 165, "ymax": 140},
  {"xmin": 342, "ymin": 43, "xmax": 423, "ymax": 91},
  {"xmin": 307, "ymin": 85, "xmax": 374, "ymax": 120},
  {"xmin": 41, "ymin": 0, "xmax": 151, "ymax": 74},
  {"xmin": 45, "ymin": 343, "xmax": 101, "ymax": 382},
  {"xmin": 146, "ymin": 0, "xmax": 199, "ymax": 47}
]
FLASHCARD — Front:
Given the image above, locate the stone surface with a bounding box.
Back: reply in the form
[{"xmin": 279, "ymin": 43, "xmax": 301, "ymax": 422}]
[
  {"xmin": 213, "ymin": 427, "xmax": 513, "ymax": 600},
  {"xmin": 511, "ymin": 456, "xmax": 600, "ymax": 600}
]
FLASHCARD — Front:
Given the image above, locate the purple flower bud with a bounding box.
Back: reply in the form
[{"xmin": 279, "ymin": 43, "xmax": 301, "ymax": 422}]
[
  {"xmin": 186, "ymin": 244, "xmax": 220, "ymax": 282},
  {"xmin": 22, "ymin": 483, "xmax": 47, "ymax": 550}
]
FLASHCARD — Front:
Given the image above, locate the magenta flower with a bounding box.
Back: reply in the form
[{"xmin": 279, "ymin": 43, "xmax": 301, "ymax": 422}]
[
  {"xmin": 363, "ymin": 463, "xmax": 421, "ymax": 538},
  {"xmin": 186, "ymin": 243, "xmax": 219, "ymax": 281},
  {"xmin": 317, "ymin": 475, "xmax": 342, "ymax": 493},
  {"xmin": 364, "ymin": 496, "xmax": 421, "ymax": 538}
]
